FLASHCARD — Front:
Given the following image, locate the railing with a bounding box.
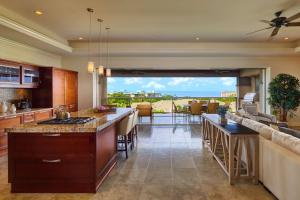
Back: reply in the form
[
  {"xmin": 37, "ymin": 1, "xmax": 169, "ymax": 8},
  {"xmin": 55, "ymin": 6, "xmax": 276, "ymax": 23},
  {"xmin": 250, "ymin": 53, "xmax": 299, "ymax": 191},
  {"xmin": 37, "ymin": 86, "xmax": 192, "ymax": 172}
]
[{"xmin": 107, "ymin": 96, "xmax": 237, "ymax": 113}]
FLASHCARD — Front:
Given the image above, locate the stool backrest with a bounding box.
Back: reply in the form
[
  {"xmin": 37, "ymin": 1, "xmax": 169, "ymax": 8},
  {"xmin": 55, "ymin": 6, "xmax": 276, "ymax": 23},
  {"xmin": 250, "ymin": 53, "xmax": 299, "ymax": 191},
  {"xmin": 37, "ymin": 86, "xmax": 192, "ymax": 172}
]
[
  {"xmin": 118, "ymin": 113, "xmax": 134, "ymax": 136},
  {"xmin": 132, "ymin": 110, "xmax": 139, "ymax": 128}
]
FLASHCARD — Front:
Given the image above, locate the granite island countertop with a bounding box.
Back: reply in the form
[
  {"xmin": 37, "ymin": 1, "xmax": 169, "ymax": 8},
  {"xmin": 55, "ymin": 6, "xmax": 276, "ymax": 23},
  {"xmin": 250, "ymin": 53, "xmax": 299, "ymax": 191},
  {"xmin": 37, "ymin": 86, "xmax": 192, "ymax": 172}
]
[{"xmin": 5, "ymin": 108, "xmax": 133, "ymax": 133}]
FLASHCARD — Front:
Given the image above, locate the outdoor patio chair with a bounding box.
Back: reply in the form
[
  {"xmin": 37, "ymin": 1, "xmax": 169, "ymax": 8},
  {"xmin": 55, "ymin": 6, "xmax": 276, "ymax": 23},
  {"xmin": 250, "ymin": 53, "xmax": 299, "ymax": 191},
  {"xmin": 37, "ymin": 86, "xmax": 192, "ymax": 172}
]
[
  {"xmin": 136, "ymin": 103, "xmax": 153, "ymax": 122},
  {"xmin": 207, "ymin": 102, "xmax": 219, "ymax": 114}
]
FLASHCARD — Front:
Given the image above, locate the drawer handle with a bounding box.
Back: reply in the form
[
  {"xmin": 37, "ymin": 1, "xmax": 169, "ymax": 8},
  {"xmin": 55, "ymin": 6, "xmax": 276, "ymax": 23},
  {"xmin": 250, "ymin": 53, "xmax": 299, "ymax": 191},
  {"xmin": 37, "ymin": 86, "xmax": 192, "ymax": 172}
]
[
  {"xmin": 42, "ymin": 134, "xmax": 61, "ymax": 137},
  {"xmin": 4, "ymin": 116, "xmax": 17, "ymax": 119},
  {"xmin": 42, "ymin": 159, "xmax": 61, "ymax": 163}
]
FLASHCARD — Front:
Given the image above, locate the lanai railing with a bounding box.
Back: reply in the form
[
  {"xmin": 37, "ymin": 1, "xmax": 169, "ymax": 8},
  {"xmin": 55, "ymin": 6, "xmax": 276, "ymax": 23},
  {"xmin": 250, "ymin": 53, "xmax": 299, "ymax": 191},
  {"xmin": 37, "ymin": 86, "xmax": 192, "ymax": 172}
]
[{"xmin": 107, "ymin": 96, "xmax": 237, "ymax": 113}]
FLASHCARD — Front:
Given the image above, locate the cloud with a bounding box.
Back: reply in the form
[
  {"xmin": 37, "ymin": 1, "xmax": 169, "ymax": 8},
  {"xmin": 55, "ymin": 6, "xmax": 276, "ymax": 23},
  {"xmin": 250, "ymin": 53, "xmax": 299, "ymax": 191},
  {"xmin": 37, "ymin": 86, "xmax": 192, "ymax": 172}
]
[
  {"xmin": 143, "ymin": 81, "xmax": 165, "ymax": 90},
  {"xmin": 167, "ymin": 78, "xmax": 194, "ymax": 86},
  {"xmin": 220, "ymin": 77, "xmax": 235, "ymax": 86},
  {"xmin": 107, "ymin": 78, "xmax": 115, "ymax": 83},
  {"xmin": 124, "ymin": 78, "xmax": 142, "ymax": 85}
]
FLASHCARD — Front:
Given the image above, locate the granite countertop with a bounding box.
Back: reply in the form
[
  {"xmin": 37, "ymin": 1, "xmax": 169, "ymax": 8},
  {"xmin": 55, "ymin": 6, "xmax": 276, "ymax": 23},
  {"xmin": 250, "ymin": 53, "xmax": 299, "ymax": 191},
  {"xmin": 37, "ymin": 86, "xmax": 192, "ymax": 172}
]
[
  {"xmin": 5, "ymin": 108, "xmax": 133, "ymax": 133},
  {"xmin": 0, "ymin": 108, "xmax": 53, "ymax": 119}
]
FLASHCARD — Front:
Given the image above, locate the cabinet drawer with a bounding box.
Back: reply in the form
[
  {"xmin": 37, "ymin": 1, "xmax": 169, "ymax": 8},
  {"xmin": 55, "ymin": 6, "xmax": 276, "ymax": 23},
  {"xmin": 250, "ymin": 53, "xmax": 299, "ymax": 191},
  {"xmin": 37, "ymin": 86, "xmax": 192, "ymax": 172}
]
[
  {"xmin": 14, "ymin": 156, "xmax": 93, "ymax": 180},
  {"xmin": 35, "ymin": 110, "xmax": 52, "ymax": 122},
  {"xmin": 0, "ymin": 115, "xmax": 22, "ymax": 132},
  {"xmin": 13, "ymin": 134, "xmax": 93, "ymax": 155},
  {"xmin": 23, "ymin": 113, "xmax": 35, "ymax": 123}
]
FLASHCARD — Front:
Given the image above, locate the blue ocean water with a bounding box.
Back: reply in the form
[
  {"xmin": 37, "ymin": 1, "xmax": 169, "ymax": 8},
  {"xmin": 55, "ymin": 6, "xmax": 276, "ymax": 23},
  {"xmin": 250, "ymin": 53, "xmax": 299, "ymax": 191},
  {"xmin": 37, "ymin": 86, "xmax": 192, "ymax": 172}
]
[{"xmin": 159, "ymin": 91, "xmax": 221, "ymax": 97}]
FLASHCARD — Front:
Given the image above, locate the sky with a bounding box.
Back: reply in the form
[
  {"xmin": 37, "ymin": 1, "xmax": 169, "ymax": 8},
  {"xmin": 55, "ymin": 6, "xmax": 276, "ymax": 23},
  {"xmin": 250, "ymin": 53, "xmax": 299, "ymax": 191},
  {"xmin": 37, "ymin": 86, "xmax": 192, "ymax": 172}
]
[{"xmin": 107, "ymin": 77, "xmax": 237, "ymax": 97}]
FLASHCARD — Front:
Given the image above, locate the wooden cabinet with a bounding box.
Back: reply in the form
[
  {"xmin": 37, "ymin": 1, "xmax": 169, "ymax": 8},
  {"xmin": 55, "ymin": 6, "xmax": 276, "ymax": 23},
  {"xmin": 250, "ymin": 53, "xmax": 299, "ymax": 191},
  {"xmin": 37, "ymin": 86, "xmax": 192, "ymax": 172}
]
[
  {"xmin": 35, "ymin": 109, "xmax": 53, "ymax": 122},
  {"xmin": 65, "ymin": 71, "xmax": 78, "ymax": 112},
  {"xmin": 32, "ymin": 67, "xmax": 78, "ymax": 112},
  {"xmin": 0, "ymin": 109, "xmax": 53, "ymax": 156},
  {"xmin": 8, "ymin": 124, "xmax": 118, "ymax": 193},
  {"xmin": 0, "ymin": 59, "xmax": 40, "ymax": 88},
  {"xmin": 53, "ymin": 69, "xmax": 66, "ymax": 108},
  {"xmin": 21, "ymin": 65, "xmax": 39, "ymax": 88},
  {"xmin": 23, "ymin": 113, "xmax": 35, "ymax": 123},
  {"xmin": 0, "ymin": 115, "xmax": 23, "ymax": 156},
  {"xmin": 0, "ymin": 60, "xmax": 21, "ymax": 87}
]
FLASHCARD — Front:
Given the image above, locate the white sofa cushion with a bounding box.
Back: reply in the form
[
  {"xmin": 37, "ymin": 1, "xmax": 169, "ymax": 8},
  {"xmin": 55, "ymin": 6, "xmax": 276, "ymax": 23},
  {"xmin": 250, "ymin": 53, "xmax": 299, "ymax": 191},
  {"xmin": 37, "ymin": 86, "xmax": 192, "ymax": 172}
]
[
  {"xmin": 272, "ymin": 130, "xmax": 300, "ymax": 156},
  {"xmin": 242, "ymin": 118, "xmax": 273, "ymax": 140},
  {"xmin": 225, "ymin": 112, "xmax": 243, "ymax": 124}
]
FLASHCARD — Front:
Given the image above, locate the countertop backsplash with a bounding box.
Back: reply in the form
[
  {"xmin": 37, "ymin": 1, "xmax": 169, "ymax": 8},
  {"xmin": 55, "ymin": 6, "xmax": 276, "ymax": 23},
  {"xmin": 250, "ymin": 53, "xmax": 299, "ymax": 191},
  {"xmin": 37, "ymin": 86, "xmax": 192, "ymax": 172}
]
[{"xmin": 0, "ymin": 88, "xmax": 32, "ymax": 104}]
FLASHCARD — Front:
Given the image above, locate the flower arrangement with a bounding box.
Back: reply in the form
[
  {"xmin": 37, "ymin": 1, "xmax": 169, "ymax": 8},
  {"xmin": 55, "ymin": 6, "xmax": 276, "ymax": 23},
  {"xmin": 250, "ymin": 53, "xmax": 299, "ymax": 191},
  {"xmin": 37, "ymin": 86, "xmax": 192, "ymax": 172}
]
[{"xmin": 217, "ymin": 105, "xmax": 229, "ymax": 118}]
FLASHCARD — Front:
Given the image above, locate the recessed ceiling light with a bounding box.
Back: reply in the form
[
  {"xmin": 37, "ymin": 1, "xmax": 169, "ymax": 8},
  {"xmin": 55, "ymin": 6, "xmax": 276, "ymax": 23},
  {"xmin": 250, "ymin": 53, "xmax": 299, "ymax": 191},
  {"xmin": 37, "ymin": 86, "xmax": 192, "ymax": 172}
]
[
  {"xmin": 284, "ymin": 37, "xmax": 289, "ymax": 40},
  {"xmin": 34, "ymin": 10, "xmax": 43, "ymax": 15},
  {"xmin": 78, "ymin": 37, "xmax": 84, "ymax": 40},
  {"xmin": 195, "ymin": 37, "xmax": 200, "ymax": 41}
]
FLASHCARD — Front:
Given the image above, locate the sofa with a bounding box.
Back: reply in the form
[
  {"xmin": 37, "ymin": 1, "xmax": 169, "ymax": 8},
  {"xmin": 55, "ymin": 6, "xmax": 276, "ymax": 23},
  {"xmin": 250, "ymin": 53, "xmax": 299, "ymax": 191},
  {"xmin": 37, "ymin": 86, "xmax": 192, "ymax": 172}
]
[{"xmin": 226, "ymin": 111, "xmax": 300, "ymax": 200}]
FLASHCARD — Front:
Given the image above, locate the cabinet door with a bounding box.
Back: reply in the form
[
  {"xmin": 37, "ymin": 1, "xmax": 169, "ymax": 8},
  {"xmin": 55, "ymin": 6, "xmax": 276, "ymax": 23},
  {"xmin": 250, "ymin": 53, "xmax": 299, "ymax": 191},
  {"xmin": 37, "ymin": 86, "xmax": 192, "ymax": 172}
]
[
  {"xmin": 53, "ymin": 69, "xmax": 65, "ymax": 108},
  {"xmin": 0, "ymin": 115, "xmax": 22, "ymax": 156},
  {"xmin": 65, "ymin": 71, "xmax": 78, "ymax": 112}
]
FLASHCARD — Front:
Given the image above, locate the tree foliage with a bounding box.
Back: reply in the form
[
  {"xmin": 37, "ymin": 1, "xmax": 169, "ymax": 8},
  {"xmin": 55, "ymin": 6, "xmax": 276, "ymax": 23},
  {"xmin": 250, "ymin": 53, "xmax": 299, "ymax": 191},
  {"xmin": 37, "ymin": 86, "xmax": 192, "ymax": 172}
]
[{"xmin": 268, "ymin": 73, "xmax": 300, "ymax": 115}]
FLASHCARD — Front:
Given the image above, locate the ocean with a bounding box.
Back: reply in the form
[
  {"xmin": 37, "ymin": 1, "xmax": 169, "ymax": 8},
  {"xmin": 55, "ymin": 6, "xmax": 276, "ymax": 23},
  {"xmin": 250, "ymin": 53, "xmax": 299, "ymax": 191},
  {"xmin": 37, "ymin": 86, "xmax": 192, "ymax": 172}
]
[{"xmin": 158, "ymin": 91, "xmax": 221, "ymax": 97}]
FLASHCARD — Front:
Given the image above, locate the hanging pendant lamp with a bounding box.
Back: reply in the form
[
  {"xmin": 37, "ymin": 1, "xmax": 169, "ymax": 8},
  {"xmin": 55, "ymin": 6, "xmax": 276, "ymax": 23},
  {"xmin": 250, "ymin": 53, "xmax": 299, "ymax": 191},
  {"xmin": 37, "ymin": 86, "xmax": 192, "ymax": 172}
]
[
  {"xmin": 97, "ymin": 18, "xmax": 104, "ymax": 75},
  {"xmin": 105, "ymin": 27, "xmax": 111, "ymax": 77},
  {"xmin": 87, "ymin": 8, "xmax": 94, "ymax": 73}
]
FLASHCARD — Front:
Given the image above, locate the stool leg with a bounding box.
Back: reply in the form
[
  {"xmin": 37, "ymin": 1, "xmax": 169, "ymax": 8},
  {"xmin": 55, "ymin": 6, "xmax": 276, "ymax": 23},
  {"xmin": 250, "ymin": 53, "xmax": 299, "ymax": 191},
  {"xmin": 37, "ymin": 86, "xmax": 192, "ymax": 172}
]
[{"xmin": 125, "ymin": 135, "xmax": 128, "ymax": 159}]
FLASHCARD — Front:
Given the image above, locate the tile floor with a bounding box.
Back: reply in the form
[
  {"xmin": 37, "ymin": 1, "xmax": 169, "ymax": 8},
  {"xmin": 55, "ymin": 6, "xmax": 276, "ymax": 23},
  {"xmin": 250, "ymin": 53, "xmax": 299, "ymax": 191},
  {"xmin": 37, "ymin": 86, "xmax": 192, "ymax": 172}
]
[{"xmin": 0, "ymin": 124, "xmax": 276, "ymax": 200}]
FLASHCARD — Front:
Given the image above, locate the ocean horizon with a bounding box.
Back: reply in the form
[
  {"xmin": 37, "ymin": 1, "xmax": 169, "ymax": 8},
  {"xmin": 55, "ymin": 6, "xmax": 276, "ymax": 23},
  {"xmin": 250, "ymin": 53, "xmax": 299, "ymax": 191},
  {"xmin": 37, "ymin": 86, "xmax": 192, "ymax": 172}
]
[{"xmin": 108, "ymin": 90, "xmax": 235, "ymax": 97}]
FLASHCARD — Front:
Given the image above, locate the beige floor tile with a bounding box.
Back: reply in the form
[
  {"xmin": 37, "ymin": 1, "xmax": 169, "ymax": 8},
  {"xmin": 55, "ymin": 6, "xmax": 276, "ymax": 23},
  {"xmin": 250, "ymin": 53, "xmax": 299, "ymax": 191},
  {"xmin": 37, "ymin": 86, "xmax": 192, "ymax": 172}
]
[{"xmin": 0, "ymin": 123, "xmax": 276, "ymax": 200}]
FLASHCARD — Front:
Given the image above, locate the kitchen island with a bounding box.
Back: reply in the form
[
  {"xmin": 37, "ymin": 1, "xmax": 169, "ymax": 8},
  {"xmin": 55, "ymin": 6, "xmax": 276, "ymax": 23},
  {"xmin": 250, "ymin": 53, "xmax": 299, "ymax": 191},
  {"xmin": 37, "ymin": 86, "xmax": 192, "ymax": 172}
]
[{"xmin": 6, "ymin": 108, "xmax": 133, "ymax": 193}]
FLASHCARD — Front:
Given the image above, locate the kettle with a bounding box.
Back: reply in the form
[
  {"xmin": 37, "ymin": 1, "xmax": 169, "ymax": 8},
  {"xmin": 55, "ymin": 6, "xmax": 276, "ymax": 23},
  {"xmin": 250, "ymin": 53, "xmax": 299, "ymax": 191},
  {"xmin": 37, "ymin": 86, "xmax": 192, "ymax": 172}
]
[{"xmin": 0, "ymin": 101, "xmax": 8, "ymax": 113}]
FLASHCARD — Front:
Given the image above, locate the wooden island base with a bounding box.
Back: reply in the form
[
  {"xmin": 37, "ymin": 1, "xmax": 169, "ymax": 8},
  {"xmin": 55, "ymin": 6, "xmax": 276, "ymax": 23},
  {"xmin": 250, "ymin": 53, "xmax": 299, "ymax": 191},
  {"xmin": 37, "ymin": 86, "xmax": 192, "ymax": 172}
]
[{"xmin": 7, "ymin": 108, "xmax": 133, "ymax": 193}]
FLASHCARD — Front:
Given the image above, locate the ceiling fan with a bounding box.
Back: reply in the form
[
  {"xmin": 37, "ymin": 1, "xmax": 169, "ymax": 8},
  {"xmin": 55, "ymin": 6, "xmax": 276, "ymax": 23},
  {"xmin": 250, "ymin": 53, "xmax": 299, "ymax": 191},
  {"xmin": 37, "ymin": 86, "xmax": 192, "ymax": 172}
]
[{"xmin": 247, "ymin": 10, "xmax": 300, "ymax": 38}]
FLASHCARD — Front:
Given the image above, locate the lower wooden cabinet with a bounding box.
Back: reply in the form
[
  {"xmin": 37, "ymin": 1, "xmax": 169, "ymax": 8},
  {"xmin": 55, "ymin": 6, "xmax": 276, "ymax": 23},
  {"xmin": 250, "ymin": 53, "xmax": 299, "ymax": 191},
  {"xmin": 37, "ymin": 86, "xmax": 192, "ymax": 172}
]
[
  {"xmin": 0, "ymin": 115, "xmax": 23, "ymax": 156},
  {"xmin": 8, "ymin": 124, "xmax": 118, "ymax": 193},
  {"xmin": 0, "ymin": 109, "xmax": 53, "ymax": 156},
  {"xmin": 35, "ymin": 110, "xmax": 52, "ymax": 122}
]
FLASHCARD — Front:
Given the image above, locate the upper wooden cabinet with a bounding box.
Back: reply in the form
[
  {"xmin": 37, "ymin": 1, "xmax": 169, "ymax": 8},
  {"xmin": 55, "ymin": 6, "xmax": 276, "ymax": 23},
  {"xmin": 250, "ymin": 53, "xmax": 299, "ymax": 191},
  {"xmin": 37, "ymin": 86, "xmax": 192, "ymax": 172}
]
[
  {"xmin": 65, "ymin": 71, "xmax": 78, "ymax": 112},
  {"xmin": 21, "ymin": 65, "xmax": 40, "ymax": 88},
  {"xmin": 0, "ymin": 59, "xmax": 40, "ymax": 88},
  {"xmin": 32, "ymin": 67, "xmax": 78, "ymax": 112}
]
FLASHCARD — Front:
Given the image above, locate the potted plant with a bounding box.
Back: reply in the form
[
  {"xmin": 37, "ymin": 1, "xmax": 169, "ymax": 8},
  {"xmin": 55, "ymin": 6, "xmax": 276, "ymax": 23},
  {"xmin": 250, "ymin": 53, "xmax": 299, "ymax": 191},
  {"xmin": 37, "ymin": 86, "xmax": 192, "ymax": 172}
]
[
  {"xmin": 217, "ymin": 105, "xmax": 229, "ymax": 125},
  {"xmin": 268, "ymin": 73, "xmax": 300, "ymax": 122}
]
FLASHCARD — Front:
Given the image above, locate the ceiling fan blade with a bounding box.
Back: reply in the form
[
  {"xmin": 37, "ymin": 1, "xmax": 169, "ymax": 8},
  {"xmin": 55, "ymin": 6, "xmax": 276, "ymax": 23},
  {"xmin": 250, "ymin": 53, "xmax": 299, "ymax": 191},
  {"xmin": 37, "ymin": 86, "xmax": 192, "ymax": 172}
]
[
  {"xmin": 260, "ymin": 20, "xmax": 274, "ymax": 25},
  {"xmin": 246, "ymin": 27, "xmax": 273, "ymax": 35},
  {"xmin": 270, "ymin": 27, "xmax": 280, "ymax": 37},
  {"xmin": 286, "ymin": 12, "xmax": 300, "ymax": 22},
  {"xmin": 286, "ymin": 22, "xmax": 300, "ymax": 26}
]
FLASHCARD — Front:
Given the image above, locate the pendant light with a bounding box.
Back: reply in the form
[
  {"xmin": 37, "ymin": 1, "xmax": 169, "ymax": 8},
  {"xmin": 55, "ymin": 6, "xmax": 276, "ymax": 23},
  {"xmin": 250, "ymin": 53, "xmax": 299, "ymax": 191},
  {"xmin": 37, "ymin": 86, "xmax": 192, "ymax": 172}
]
[
  {"xmin": 87, "ymin": 8, "xmax": 94, "ymax": 73},
  {"xmin": 105, "ymin": 27, "xmax": 111, "ymax": 77},
  {"xmin": 97, "ymin": 18, "xmax": 104, "ymax": 75}
]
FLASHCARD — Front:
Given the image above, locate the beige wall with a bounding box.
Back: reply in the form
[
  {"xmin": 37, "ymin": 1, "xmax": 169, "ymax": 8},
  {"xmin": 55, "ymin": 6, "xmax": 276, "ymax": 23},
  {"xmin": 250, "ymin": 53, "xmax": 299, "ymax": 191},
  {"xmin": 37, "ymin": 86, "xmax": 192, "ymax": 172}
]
[
  {"xmin": 0, "ymin": 37, "xmax": 62, "ymax": 66},
  {"xmin": 62, "ymin": 55, "xmax": 300, "ymax": 121}
]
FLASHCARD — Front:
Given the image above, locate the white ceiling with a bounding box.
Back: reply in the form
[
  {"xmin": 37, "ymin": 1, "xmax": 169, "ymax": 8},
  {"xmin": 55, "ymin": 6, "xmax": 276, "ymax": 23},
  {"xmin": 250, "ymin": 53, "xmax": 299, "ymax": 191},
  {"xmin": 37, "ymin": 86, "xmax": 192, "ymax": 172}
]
[{"xmin": 1, "ymin": 0, "xmax": 300, "ymax": 43}]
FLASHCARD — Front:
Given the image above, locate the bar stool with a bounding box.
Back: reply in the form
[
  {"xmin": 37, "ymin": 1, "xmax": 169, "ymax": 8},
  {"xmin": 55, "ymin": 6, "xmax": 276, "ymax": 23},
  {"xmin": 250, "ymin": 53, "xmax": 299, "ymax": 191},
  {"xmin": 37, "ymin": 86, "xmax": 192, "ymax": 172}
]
[
  {"xmin": 117, "ymin": 113, "xmax": 134, "ymax": 159},
  {"xmin": 132, "ymin": 110, "xmax": 139, "ymax": 147}
]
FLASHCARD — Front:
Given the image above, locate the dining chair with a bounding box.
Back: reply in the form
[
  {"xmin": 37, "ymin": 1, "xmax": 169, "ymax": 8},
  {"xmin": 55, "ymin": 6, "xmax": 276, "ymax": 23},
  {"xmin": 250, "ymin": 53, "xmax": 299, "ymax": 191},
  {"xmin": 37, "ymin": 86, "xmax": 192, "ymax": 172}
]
[
  {"xmin": 117, "ymin": 113, "xmax": 134, "ymax": 159},
  {"xmin": 136, "ymin": 103, "xmax": 152, "ymax": 123},
  {"xmin": 190, "ymin": 102, "xmax": 203, "ymax": 115},
  {"xmin": 207, "ymin": 102, "xmax": 219, "ymax": 114}
]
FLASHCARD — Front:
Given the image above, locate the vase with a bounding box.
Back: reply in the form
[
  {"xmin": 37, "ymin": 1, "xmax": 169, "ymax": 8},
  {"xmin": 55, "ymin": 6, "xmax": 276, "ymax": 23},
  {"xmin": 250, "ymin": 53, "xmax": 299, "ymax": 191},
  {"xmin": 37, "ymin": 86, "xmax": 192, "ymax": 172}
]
[{"xmin": 219, "ymin": 116, "xmax": 228, "ymax": 125}]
